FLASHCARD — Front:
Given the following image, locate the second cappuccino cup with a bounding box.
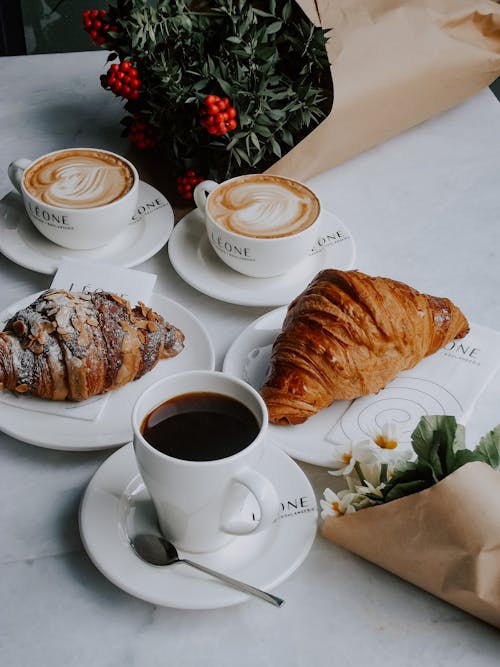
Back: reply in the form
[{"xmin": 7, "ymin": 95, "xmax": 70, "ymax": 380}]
[{"xmin": 194, "ymin": 173, "xmax": 321, "ymax": 278}]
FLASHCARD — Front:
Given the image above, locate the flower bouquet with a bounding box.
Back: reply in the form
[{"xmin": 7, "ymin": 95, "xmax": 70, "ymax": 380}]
[
  {"xmin": 82, "ymin": 0, "xmax": 334, "ymax": 200},
  {"xmin": 321, "ymin": 416, "xmax": 500, "ymax": 629}
]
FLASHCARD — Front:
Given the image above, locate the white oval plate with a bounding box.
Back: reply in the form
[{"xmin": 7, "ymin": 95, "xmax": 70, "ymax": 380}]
[
  {"xmin": 80, "ymin": 442, "xmax": 318, "ymax": 609},
  {"xmin": 223, "ymin": 307, "xmax": 350, "ymax": 467},
  {"xmin": 0, "ymin": 181, "xmax": 174, "ymax": 275},
  {"xmin": 0, "ymin": 292, "xmax": 215, "ymax": 450},
  {"xmin": 168, "ymin": 208, "xmax": 355, "ymax": 307}
]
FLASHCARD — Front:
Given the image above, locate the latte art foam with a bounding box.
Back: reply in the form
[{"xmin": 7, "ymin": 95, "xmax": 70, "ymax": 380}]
[
  {"xmin": 24, "ymin": 149, "xmax": 134, "ymax": 209},
  {"xmin": 207, "ymin": 175, "xmax": 319, "ymax": 238}
]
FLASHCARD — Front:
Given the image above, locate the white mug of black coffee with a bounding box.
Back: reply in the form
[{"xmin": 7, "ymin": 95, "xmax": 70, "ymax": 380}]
[
  {"xmin": 193, "ymin": 173, "xmax": 322, "ymax": 278},
  {"xmin": 132, "ymin": 370, "xmax": 280, "ymax": 553},
  {"xmin": 8, "ymin": 147, "xmax": 139, "ymax": 250}
]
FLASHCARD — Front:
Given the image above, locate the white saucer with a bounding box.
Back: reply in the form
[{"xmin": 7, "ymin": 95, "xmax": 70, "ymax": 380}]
[
  {"xmin": 0, "ymin": 181, "xmax": 174, "ymax": 275},
  {"xmin": 223, "ymin": 307, "xmax": 351, "ymax": 467},
  {"xmin": 79, "ymin": 442, "xmax": 318, "ymax": 609},
  {"xmin": 0, "ymin": 292, "xmax": 215, "ymax": 450},
  {"xmin": 168, "ymin": 208, "xmax": 356, "ymax": 307}
]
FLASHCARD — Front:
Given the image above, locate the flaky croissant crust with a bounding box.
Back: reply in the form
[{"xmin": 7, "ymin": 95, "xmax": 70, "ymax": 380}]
[
  {"xmin": 260, "ymin": 269, "xmax": 469, "ymax": 425},
  {"xmin": 0, "ymin": 289, "xmax": 184, "ymax": 401}
]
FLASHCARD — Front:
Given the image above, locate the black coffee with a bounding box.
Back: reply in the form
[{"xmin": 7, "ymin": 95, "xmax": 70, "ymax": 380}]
[{"xmin": 140, "ymin": 391, "xmax": 260, "ymax": 461}]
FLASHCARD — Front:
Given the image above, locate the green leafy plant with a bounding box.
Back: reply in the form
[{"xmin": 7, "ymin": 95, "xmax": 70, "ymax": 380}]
[
  {"xmin": 382, "ymin": 416, "xmax": 500, "ymax": 503},
  {"xmin": 320, "ymin": 416, "xmax": 500, "ymax": 519},
  {"xmin": 83, "ymin": 0, "xmax": 333, "ymax": 197}
]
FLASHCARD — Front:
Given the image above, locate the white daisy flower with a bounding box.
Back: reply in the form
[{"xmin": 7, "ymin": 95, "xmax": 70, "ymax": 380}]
[
  {"xmin": 328, "ymin": 444, "xmax": 355, "ymax": 476},
  {"xmin": 320, "ymin": 488, "xmax": 358, "ymax": 519}
]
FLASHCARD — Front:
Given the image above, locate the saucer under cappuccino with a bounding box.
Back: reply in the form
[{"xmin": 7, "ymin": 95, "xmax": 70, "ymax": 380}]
[
  {"xmin": 207, "ymin": 174, "xmax": 319, "ymax": 239},
  {"xmin": 23, "ymin": 149, "xmax": 134, "ymax": 209}
]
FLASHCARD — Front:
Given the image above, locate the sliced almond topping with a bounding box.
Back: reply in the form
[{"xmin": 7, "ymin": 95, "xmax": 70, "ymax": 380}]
[
  {"xmin": 15, "ymin": 384, "xmax": 29, "ymax": 393},
  {"xmin": 147, "ymin": 321, "xmax": 158, "ymax": 333},
  {"xmin": 12, "ymin": 319, "xmax": 27, "ymax": 336}
]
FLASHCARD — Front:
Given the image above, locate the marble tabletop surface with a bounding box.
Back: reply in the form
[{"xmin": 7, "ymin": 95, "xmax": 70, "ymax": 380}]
[{"xmin": 1, "ymin": 50, "xmax": 500, "ymax": 666}]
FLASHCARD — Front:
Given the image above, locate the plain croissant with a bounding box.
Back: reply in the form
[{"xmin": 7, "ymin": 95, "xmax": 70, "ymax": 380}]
[
  {"xmin": 0, "ymin": 289, "xmax": 184, "ymax": 401},
  {"xmin": 260, "ymin": 269, "xmax": 469, "ymax": 425}
]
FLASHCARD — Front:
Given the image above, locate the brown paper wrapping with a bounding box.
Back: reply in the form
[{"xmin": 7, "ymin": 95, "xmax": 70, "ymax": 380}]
[
  {"xmin": 321, "ymin": 461, "xmax": 500, "ymax": 628},
  {"xmin": 269, "ymin": 0, "xmax": 500, "ymax": 181}
]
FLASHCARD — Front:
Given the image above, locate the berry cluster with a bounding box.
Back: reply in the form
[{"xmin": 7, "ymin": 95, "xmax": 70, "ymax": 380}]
[
  {"xmin": 100, "ymin": 61, "xmax": 141, "ymax": 101},
  {"xmin": 82, "ymin": 9, "xmax": 118, "ymax": 46},
  {"xmin": 128, "ymin": 116, "xmax": 159, "ymax": 150},
  {"xmin": 176, "ymin": 170, "xmax": 204, "ymax": 201},
  {"xmin": 200, "ymin": 95, "xmax": 237, "ymax": 136}
]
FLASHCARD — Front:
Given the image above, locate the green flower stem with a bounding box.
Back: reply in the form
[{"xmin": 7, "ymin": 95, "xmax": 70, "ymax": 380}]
[
  {"xmin": 354, "ymin": 461, "xmax": 367, "ymax": 486},
  {"xmin": 380, "ymin": 463, "xmax": 388, "ymax": 484}
]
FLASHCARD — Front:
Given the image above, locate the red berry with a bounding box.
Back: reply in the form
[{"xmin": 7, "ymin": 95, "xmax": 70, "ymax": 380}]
[
  {"xmin": 111, "ymin": 63, "xmax": 119, "ymax": 72},
  {"xmin": 121, "ymin": 61, "xmax": 131, "ymax": 71},
  {"xmin": 84, "ymin": 18, "xmax": 92, "ymax": 28},
  {"xmin": 122, "ymin": 86, "xmax": 131, "ymax": 97},
  {"xmin": 227, "ymin": 119, "xmax": 237, "ymax": 130},
  {"xmin": 128, "ymin": 67, "xmax": 138, "ymax": 78},
  {"xmin": 129, "ymin": 90, "xmax": 140, "ymax": 100},
  {"xmin": 208, "ymin": 104, "xmax": 218, "ymax": 115},
  {"xmin": 83, "ymin": 9, "xmax": 90, "ymax": 17},
  {"xmin": 130, "ymin": 77, "xmax": 141, "ymax": 89},
  {"xmin": 90, "ymin": 10, "xmax": 98, "ymax": 19},
  {"xmin": 227, "ymin": 107, "xmax": 237, "ymax": 119},
  {"xmin": 89, "ymin": 29, "xmax": 98, "ymax": 39},
  {"xmin": 93, "ymin": 19, "xmax": 102, "ymax": 29},
  {"xmin": 205, "ymin": 95, "xmax": 216, "ymax": 105},
  {"xmin": 96, "ymin": 36, "xmax": 106, "ymax": 45}
]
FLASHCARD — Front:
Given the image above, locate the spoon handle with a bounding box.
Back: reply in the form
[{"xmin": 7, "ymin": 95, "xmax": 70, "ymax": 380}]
[{"xmin": 181, "ymin": 558, "xmax": 285, "ymax": 607}]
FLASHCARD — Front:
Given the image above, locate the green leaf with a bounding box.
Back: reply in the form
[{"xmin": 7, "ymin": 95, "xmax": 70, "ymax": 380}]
[
  {"xmin": 411, "ymin": 416, "xmax": 459, "ymax": 462},
  {"xmin": 383, "ymin": 479, "xmax": 431, "ymax": 503},
  {"xmin": 475, "ymin": 425, "xmax": 500, "ymax": 470},
  {"xmin": 448, "ymin": 448, "xmax": 484, "ymax": 474},
  {"xmin": 266, "ymin": 21, "xmax": 283, "ymax": 35}
]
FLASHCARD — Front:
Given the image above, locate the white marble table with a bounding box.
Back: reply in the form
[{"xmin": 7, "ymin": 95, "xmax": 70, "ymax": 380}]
[{"xmin": 1, "ymin": 50, "xmax": 500, "ymax": 666}]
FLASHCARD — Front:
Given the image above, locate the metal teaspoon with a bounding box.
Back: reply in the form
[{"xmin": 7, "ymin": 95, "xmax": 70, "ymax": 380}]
[{"xmin": 130, "ymin": 534, "xmax": 285, "ymax": 608}]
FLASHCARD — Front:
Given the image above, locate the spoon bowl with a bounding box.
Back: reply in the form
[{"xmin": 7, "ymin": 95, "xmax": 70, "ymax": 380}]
[{"xmin": 131, "ymin": 534, "xmax": 285, "ymax": 607}]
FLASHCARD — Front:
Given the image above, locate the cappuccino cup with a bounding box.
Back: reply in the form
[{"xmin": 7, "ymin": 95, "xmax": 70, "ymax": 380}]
[
  {"xmin": 132, "ymin": 370, "xmax": 280, "ymax": 553},
  {"xmin": 194, "ymin": 173, "xmax": 321, "ymax": 278},
  {"xmin": 8, "ymin": 148, "xmax": 139, "ymax": 250}
]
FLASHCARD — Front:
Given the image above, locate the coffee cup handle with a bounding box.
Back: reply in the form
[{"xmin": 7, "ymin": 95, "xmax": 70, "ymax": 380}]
[
  {"xmin": 222, "ymin": 467, "xmax": 280, "ymax": 536},
  {"xmin": 193, "ymin": 180, "xmax": 219, "ymax": 214},
  {"xmin": 8, "ymin": 158, "xmax": 32, "ymax": 194}
]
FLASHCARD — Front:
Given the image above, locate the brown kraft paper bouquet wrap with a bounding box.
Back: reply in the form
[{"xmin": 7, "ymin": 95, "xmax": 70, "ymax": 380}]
[
  {"xmin": 270, "ymin": 0, "xmax": 500, "ymax": 181},
  {"xmin": 321, "ymin": 417, "xmax": 500, "ymax": 629}
]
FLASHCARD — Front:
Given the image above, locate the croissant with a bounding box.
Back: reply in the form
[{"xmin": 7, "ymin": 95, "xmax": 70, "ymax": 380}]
[
  {"xmin": 0, "ymin": 289, "xmax": 184, "ymax": 401},
  {"xmin": 260, "ymin": 269, "xmax": 469, "ymax": 425}
]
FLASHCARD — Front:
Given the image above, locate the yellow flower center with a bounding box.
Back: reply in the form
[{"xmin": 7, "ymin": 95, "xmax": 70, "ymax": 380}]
[
  {"xmin": 374, "ymin": 434, "xmax": 398, "ymax": 450},
  {"xmin": 342, "ymin": 452, "xmax": 352, "ymax": 464},
  {"xmin": 332, "ymin": 501, "xmax": 340, "ymax": 512}
]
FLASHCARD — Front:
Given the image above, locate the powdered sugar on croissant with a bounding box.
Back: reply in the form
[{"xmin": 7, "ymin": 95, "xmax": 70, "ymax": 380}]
[
  {"xmin": 260, "ymin": 269, "xmax": 469, "ymax": 425},
  {"xmin": 0, "ymin": 289, "xmax": 184, "ymax": 401}
]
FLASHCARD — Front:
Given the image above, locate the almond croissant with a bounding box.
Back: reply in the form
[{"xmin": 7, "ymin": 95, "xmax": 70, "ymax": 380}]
[
  {"xmin": 0, "ymin": 289, "xmax": 184, "ymax": 401},
  {"xmin": 260, "ymin": 269, "xmax": 469, "ymax": 425}
]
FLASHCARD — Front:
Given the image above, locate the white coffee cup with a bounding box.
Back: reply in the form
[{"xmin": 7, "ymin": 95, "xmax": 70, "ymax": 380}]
[
  {"xmin": 194, "ymin": 173, "xmax": 322, "ymax": 278},
  {"xmin": 8, "ymin": 147, "xmax": 139, "ymax": 250},
  {"xmin": 132, "ymin": 370, "xmax": 280, "ymax": 553}
]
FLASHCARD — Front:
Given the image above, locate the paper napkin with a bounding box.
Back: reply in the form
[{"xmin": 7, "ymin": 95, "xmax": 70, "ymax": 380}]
[
  {"xmin": 0, "ymin": 259, "xmax": 157, "ymax": 421},
  {"xmin": 326, "ymin": 323, "xmax": 500, "ymax": 448}
]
